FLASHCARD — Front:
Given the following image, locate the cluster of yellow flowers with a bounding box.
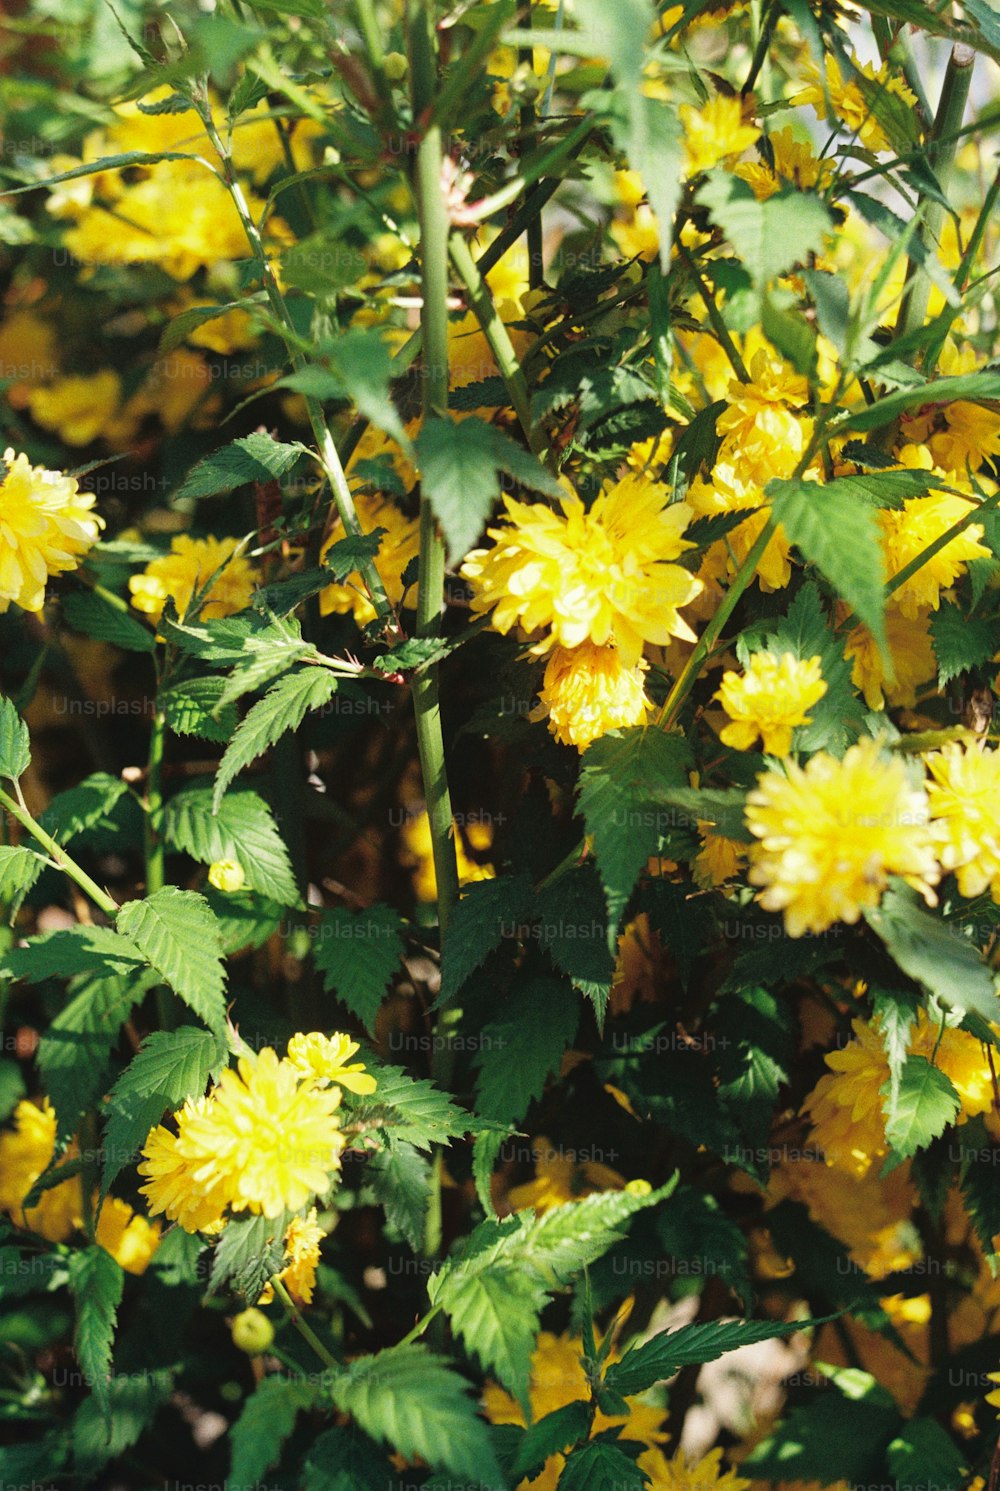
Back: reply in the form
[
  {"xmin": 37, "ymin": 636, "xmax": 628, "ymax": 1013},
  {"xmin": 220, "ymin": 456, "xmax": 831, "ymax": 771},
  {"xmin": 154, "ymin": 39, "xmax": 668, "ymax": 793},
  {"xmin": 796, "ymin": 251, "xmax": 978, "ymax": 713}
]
[
  {"xmin": 0, "ymin": 1098, "xmax": 160, "ymax": 1275},
  {"xmin": 462, "ymin": 474, "xmax": 703, "ymax": 749},
  {"xmin": 0, "ymin": 449, "xmax": 102, "ymax": 613},
  {"xmin": 128, "ymin": 533, "xmax": 259, "ymax": 625},
  {"xmin": 139, "ymin": 1033, "xmax": 375, "ymax": 1240}
]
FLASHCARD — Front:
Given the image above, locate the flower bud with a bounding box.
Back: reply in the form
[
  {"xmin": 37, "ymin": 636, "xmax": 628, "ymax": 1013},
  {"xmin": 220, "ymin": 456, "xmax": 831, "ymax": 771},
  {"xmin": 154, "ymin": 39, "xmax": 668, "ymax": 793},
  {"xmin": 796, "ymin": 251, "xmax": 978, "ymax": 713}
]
[{"xmin": 231, "ymin": 1307, "xmax": 274, "ymax": 1356}]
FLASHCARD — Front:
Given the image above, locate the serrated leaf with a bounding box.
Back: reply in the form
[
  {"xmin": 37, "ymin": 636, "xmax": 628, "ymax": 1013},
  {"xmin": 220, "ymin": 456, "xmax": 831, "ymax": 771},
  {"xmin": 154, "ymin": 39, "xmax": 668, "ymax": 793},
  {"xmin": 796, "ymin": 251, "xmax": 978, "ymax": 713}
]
[
  {"xmin": 209, "ymin": 1208, "xmax": 293, "ymax": 1301},
  {"xmin": 329, "ymin": 1344, "xmax": 503, "ymax": 1484},
  {"xmin": 229, "ymin": 1376, "xmax": 319, "ymax": 1487},
  {"xmin": 300, "ymin": 1424, "xmax": 396, "ymax": 1491},
  {"xmin": 957, "ymin": 1116, "xmax": 1000, "ymax": 1268},
  {"xmin": 214, "ymin": 667, "xmax": 337, "ymax": 808},
  {"xmin": 515, "ymin": 1402, "xmax": 591, "ymax": 1481},
  {"xmin": 1, "ymin": 925, "xmax": 146, "ymax": 984},
  {"xmin": 38, "ymin": 973, "xmax": 152, "ymax": 1140},
  {"xmin": 931, "ymin": 601, "xmax": 1000, "ymax": 686},
  {"xmin": 872, "ymin": 986, "xmax": 920, "ymax": 1111},
  {"xmin": 0, "ymin": 844, "xmax": 45, "ymax": 918},
  {"xmin": 116, "ymin": 888, "xmax": 227, "ymax": 1036},
  {"xmin": 62, "ymin": 590, "xmax": 155, "ymax": 652},
  {"xmin": 843, "ymin": 371, "xmax": 1000, "ymax": 432},
  {"xmin": 346, "ymin": 1063, "xmax": 469, "ymax": 1152},
  {"xmin": 439, "ymin": 874, "xmax": 535, "ymax": 1004},
  {"xmin": 311, "ymin": 904, "xmax": 405, "ymax": 1033},
  {"xmin": 368, "ymin": 1142, "xmax": 431, "ymax": 1252},
  {"xmin": 766, "ymin": 476, "xmax": 888, "ymax": 660},
  {"xmin": 164, "ymin": 784, "xmax": 299, "ymax": 907},
  {"xmin": 605, "ymin": 1315, "xmax": 826, "ymax": 1397},
  {"xmin": 72, "ymin": 1367, "xmax": 173, "ymax": 1478},
  {"xmin": 576, "ymin": 728, "xmax": 693, "ymax": 941},
  {"xmin": 882, "ymin": 1054, "xmax": 960, "ymax": 1161},
  {"xmin": 175, "ymin": 432, "xmax": 303, "ymax": 500},
  {"xmin": 866, "ymin": 882, "xmax": 1000, "ymax": 1025},
  {"xmin": 203, "ymin": 887, "xmax": 284, "ymax": 953},
  {"xmin": 697, "ymin": 176, "xmax": 831, "ymax": 287},
  {"xmin": 474, "ymin": 977, "xmax": 579, "ymax": 1125},
  {"xmin": 69, "ymin": 1246, "xmax": 123, "ymax": 1411},
  {"xmin": 557, "ymin": 1438, "xmax": 649, "ymax": 1491},
  {"xmin": 161, "ymin": 676, "xmax": 238, "ymax": 742},
  {"xmin": 886, "ymin": 1417, "xmax": 967, "ymax": 1489},
  {"xmin": 415, "ymin": 415, "xmax": 563, "ymax": 565},
  {"xmin": 38, "ymin": 773, "xmax": 129, "ymax": 845},
  {"xmin": 0, "ymin": 695, "xmax": 30, "ymax": 779},
  {"xmin": 441, "ymin": 1263, "xmax": 548, "ymax": 1410},
  {"xmin": 472, "ymin": 1125, "xmax": 511, "ymax": 1217}
]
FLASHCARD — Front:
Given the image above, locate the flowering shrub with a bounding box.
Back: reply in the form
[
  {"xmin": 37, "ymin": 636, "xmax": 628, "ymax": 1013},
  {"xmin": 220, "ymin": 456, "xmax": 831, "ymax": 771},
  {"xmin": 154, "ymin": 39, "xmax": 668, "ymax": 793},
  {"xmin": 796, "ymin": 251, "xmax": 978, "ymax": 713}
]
[{"xmin": 3, "ymin": 0, "xmax": 1000, "ymax": 1487}]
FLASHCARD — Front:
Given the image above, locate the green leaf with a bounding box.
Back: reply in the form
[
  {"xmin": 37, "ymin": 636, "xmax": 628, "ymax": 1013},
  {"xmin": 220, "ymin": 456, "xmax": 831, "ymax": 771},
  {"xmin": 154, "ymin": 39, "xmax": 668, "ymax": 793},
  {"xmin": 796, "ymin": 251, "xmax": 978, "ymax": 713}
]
[
  {"xmin": 558, "ymin": 1438, "xmax": 649, "ymax": 1491},
  {"xmin": 347, "ymin": 1063, "xmax": 469, "ymax": 1153},
  {"xmin": 931, "ymin": 600, "xmax": 1000, "ymax": 686},
  {"xmin": 605, "ymin": 1315, "xmax": 826, "ymax": 1397},
  {"xmin": 1, "ymin": 925, "xmax": 146, "ymax": 984},
  {"xmin": 433, "ymin": 1262, "xmax": 547, "ymax": 1410},
  {"xmin": 38, "ymin": 973, "xmax": 152, "ymax": 1139},
  {"xmin": 749, "ymin": 580, "xmax": 862, "ymax": 754},
  {"xmin": 312, "ymin": 904, "xmax": 405, "ymax": 1033},
  {"xmin": 161, "ymin": 675, "xmax": 238, "ymax": 742},
  {"xmin": 5, "ymin": 149, "xmax": 207, "ymax": 194},
  {"xmin": 514, "ymin": 1402, "xmax": 591, "ymax": 1481},
  {"xmin": 415, "ymin": 415, "xmax": 564, "ymax": 565},
  {"xmin": 368, "ymin": 1142, "xmax": 431, "ymax": 1252},
  {"xmin": 175, "ymin": 432, "xmax": 303, "ymax": 499},
  {"xmin": 209, "ymin": 1208, "xmax": 293, "ymax": 1301},
  {"xmin": 576, "ymin": 728, "xmax": 693, "ymax": 940},
  {"xmin": 872, "ymin": 986, "xmax": 920, "ymax": 1111},
  {"xmin": 599, "ymin": 88, "xmax": 681, "ymax": 271},
  {"xmin": 0, "ymin": 694, "xmax": 30, "ymax": 779},
  {"xmin": 300, "ymin": 1424, "xmax": 396, "ymax": 1491},
  {"xmin": 159, "ymin": 297, "xmax": 260, "ymax": 353},
  {"xmin": 881, "ymin": 1054, "xmax": 960, "ymax": 1162},
  {"xmin": 439, "ymin": 874, "xmax": 535, "ymax": 1004},
  {"xmin": 886, "ymin": 1417, "xmax": 966, "ymax": 1489},
  {"xmin": 537, "ymin": 867, "xmax": 615, "ymax": 993},
  {"xmin": 68, "ymin": 1246, "xmax": 124, "ymax": 1412},
  {"xmin": 116, "ymin": 888, "xmax": 227, "ymax": 1036},
  {"xmin": 474, "ymin": 977, "xmax": 580, "ymax": 1124},
  {"xmin": 843, "ymin": 371, "xmax": 1000, "ymax": 433},
  {"xmin": 472, "ymin": 1125, "xmax": 511, "ymax": 1217},
  {"xmin": 866, "ymin": 882, "xmax": 1000, "ymax": 1025},
  {"xmin": 62, "ymin": 590, "xmax": 155, "ymax": 652},
  {"xmin": 109, "ymin": 1025, "xmax": 221, "ymax": 1115},
  {"xmin": 204, "ymin": 887, "xmax": 284, "ymax": 953},
  {"xmin": 329, "ymin": 1344, "xmax": 503, "ymax": 1484},
  {"xmin": 766, "ymin": 475, "xmax": 888, "ymax": 660},
  {"xmin": 229, "ymin": 1376, "xmax": 319, "ymax": 1487},
  {"xmin": 164, "ymin": 784, "xmax": 300, "ymax": 907},
  {"xmin": 72, "ymin": 1367, "xmax": 173, "ymax": 1478},
  {"xmin": 742, "ymin": 1371, "xmax": 901, "ymax": 1484},
  {"xmin": 697, "ymin": 176, "xmax": 832, "ymax": 287},
  {"xmin": 214, "ymin": 667, "xmax": 337, "ymax": 808},
  {"xmin": 0, "ymin": 844, "xmax": 45, "ymax": 918},
  {"xmin": 38, "ymin": 773, "xmax": 129, "ymax": 845},
  {"xmin": 957, "ymin": 1115, "xmax": 1000, "ymax": 1267}
]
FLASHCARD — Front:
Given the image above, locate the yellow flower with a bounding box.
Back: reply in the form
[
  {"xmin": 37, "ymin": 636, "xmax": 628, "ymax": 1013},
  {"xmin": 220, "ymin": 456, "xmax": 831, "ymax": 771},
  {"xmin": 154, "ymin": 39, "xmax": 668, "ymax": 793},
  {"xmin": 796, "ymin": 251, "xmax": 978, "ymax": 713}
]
[
  {"xmin": 841, "ymin": 605, "xmax": 936, "ymax": 711},
  {"xmin": 128, "ymin": 534, "xmax": 257, "ymax": 625},
  {"xmin": 648, "ymin": 1447, "xmax": 750, "ymax": 1491},
  {"xmin": 610, "ymin": 203, "xmax": 661, "ymax": 262},
  {"xmin": 686, "ymin": 467, "xmax": 794, "ymax": 592},
  {"xmin": 286, "ymin": 1033, "xmax": 377, "ymax": 1095},
  {"xmin": 986, "ymin": 1371, "xmax": 1000, "ymax": 1416},
  {"xmin": 94, "ymin": 1196, "xmax": 160, "ymax": 1275},
  {"xmin": 796, "ymin": 54, "xmax": 916, "ymax": 154},
  {"xmin": 715, "ymin": 346, "xmax": 813, "ymax": 486},
  {"xmin": 26, "ymin": 371, "xmax": 121, "ymax": 446},
  {"xmin": 733, "ymin": 127, "xmax": 836, "ymax": 201},
  {"xmin": 401, "ymin": 811, "xmax": 495, "ymax": 903},
  {"xmin": 0, "ymin": 1098, "xmax": 81, "ymax": 1242},
  {"xmin": 746, "ymin": 737, "xmax": 939, "ymax": 937},
  {"xmin": 0, "ymin": 449, "xmax": 102, "ymax": 613},
  {"xmin": 929, "ymin": 400, "xmax": 1000, "ymax": 475},
  {"xmin": 483, "ymin": 1329, "xmax": 668, "ymax": 1491},
  {"xmin": 879, "ymin": 475, "xmax": 989, "ymax": 618},
  {"xmin": 178, "ymin": 1049, "xmax": 345, "ymax": 1219},
  {"xmin": 680, "ymin": 95, "xmax": 761, "ymax": 178},
  {"xmin": 208, "ymin": 859, "xmax": 245, "ymax": 893},
  {"xmin": 771, "ymin": 1154, "xmax": 918, "ymax": 1281},
  {"xmin": 506, "ymin": 1137, "xmax": 626, "ymax": 1214},
  {"xmin": 532, "ymin": 642, "xmax": 649, "ymax": 751},
  {"xmin": 138, "ymin": 1097, "xmax": 236, "ymax": 1234},
  {"xmin": 274, "ymin": 1208, "xmax": 324, "ymax": 1304},
  {"xmin": 925, "ymin": 742, "xmax": 1000, "ymax": 901},
  {"xmin": 694, "ymin": 824, "xmax": 746, "ymax": 888},
  {"xmin": 318, "ymin": 491, "xmax": 419, "ymax": 627},
  {"xmin": 0, "ymin": 310, "xmax": 59, "ymax": 401},
  {"xmin": 715, "ymin": 651, "xmax": 827, "ymax": 756},
  {"xmin": 462, "ymin": 474, "xmax": 702, "ymax": 666}
]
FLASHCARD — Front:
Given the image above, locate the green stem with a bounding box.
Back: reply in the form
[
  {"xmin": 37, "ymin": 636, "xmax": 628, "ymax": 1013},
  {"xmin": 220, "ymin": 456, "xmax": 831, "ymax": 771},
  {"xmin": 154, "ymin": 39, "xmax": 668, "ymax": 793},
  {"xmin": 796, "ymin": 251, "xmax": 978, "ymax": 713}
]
[
  {"xmin": 656, "ymin": 515, "xmax": 777, "ymax": 728},
  {"xmin": 922, "ymin": 162, "xmax": 1000, "ymax": 375},
  {"xmin": 398, "ymin": 1300, "xmax": 443, "ymax": 1347},
  {"xmin": 145, "ymin": 710, "xmax": 165, "ymax": 897},
  {"xmin": 677, "ymin": 241, "xmax": 749, "ymax": 384},
  {"xmin": 448, "ymin": 231, "xmax": 542, "ymax": 455},
  {"xmin": 885, "ymin": 487, "xmax": 1000, "ymax": 603},
  {"xmin": 896, "ymin": 44, "xmax": 975, "ymax": 346},
  {"xmin": 0, "ymin": 785, "xmax": 118, "ymax": 918},
  {"xmin": 272, "ymin": 1278, "xmax": 341, "ymax": 1372},
  {"xmin": 192, "ymin": 90, "xmax": 399, "ymax": 636},
  {"xmin": 409, "ymin": 0, "xmax": 459, "ymax": 951}
]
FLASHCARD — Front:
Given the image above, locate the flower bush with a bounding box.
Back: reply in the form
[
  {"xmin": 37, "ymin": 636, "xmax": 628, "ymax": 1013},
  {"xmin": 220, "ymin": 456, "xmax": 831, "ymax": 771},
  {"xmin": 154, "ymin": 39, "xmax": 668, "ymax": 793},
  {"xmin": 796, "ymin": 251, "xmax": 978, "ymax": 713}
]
[{"xmin": 2, "ymin": 1, "xmax": 1000, "ymax": 1488}]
